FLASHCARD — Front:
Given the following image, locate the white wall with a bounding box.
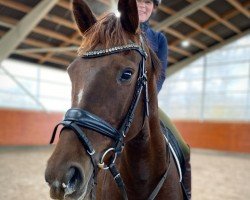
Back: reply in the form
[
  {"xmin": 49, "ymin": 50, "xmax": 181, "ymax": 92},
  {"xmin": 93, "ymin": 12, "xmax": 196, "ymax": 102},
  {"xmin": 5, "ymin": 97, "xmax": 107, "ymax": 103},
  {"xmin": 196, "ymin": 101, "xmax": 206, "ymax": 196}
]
[
  {"xmin": 1, "ymin": 35, "xmax": 249, "ymax": 121},
  {"xmin": 159, "ymin": 34, "xmax": 250, "ymax": 121},
  {"xmin": 0, "ymin": 59, "xmax": 71, "ymax": 112}
]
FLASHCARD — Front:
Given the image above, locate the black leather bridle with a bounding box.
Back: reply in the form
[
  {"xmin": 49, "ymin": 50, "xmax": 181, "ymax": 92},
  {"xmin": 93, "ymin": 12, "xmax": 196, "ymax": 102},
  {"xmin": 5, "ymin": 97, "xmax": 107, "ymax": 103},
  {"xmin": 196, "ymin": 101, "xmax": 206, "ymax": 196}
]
[{"xmin": 50, "ymin": 39, "xmax": 170, "ymax": 200}]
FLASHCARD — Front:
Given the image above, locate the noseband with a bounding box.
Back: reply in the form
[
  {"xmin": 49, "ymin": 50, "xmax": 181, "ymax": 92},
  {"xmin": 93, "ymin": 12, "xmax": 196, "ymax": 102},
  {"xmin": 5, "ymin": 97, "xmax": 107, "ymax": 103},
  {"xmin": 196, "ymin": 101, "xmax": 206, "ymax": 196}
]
[{"xmin": 50, "ymin": 40, "xmax": 170, "ymax": 200}]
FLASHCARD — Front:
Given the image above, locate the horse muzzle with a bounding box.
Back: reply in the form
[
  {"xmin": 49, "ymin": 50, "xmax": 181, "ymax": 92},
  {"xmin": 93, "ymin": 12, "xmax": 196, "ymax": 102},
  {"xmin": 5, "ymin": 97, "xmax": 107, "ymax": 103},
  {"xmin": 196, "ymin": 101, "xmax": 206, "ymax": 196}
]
[{"xmin": 45, "ymin": 164, "xmax": 90, "ymax": 200}]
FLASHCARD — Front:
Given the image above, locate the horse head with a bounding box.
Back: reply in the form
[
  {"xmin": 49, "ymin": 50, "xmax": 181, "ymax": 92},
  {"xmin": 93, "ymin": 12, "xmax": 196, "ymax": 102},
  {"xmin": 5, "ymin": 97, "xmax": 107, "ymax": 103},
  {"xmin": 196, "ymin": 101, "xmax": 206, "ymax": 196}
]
[{"xmin": 45, "ymin": 0, "xmax": 161, "ymax": 199}]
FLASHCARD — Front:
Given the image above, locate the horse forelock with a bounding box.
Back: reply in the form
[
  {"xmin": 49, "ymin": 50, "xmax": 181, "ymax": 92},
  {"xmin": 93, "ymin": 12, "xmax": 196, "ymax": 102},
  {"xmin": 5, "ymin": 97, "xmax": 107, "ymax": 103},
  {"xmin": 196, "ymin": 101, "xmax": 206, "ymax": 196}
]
[
  {"xmin": 77, "ymin": 13, "xmax": 141, "ymax": 56},
  {"xmin": 76, "ymin": 12, "xmax": 161, "ymax": 85},
  {"xmin": 76, "ymin": 12, "xmax": 161, "ymax": 101}
]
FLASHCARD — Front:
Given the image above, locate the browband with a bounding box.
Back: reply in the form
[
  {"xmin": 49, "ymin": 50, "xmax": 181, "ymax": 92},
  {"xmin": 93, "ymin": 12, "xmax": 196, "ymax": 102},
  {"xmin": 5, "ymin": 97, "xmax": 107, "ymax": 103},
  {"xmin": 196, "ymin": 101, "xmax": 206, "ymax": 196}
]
[{"xmin": 82, "ymin": 43, "xmax": 148, "ymax": 59}]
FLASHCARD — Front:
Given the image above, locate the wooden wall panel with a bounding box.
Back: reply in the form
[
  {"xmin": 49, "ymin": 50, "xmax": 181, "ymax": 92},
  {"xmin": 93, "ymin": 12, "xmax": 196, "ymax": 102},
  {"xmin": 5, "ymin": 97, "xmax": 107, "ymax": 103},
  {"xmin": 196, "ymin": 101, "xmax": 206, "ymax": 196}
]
[
  {"xmin": 0, "ymin": 109, "xmax": 249, "ymax": 153},
  {"xmin": 0, "ymin": 108, "xmax": 63, "ymax": 145},
  {"xmin": 174, "ymin": 120, "xmax": 250, "ymax": 153}
]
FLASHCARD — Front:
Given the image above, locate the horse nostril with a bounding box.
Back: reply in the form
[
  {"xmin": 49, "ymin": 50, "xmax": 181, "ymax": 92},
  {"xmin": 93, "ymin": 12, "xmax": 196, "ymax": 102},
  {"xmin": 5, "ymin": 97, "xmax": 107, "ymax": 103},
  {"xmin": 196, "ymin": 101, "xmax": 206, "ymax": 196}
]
[
  {"xmin": 50, "ymin": 180, "xmax": 64, "ymax": 199},
  {"xmin": 63, "ymin": 166, "xmax": 83, "ymax": 196}
]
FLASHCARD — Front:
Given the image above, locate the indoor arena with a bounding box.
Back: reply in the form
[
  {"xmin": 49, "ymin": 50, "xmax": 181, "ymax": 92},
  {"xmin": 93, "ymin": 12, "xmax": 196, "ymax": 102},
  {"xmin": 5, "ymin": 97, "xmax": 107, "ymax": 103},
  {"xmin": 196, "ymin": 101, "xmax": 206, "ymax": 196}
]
[{"xmin": 0, "ymin": 0, "xmax": 249, "ymax": 200}]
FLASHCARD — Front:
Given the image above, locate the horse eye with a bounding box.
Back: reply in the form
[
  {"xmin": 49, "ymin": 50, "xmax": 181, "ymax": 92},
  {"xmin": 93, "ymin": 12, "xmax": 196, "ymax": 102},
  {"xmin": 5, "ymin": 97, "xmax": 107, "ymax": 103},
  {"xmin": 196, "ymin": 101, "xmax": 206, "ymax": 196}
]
[{"xmin": 120, "ymin": 69, "xmax": 133, "ymax": 82}]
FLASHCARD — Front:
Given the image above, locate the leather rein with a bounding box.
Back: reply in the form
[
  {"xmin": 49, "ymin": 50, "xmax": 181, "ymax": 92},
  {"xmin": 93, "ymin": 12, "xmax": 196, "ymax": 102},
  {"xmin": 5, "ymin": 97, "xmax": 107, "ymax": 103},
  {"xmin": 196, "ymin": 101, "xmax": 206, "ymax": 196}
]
[{"xmin": 50, "ymin": 39, "xmax": 171, "ymax": 200}]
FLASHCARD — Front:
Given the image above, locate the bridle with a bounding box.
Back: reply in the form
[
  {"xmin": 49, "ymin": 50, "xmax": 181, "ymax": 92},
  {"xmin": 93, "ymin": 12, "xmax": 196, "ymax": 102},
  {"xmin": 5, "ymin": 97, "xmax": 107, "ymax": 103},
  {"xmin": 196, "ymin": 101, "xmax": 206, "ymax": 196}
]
[{"xmin": 50, "ymin": 38, "xmax": 171, "ymax": 200}]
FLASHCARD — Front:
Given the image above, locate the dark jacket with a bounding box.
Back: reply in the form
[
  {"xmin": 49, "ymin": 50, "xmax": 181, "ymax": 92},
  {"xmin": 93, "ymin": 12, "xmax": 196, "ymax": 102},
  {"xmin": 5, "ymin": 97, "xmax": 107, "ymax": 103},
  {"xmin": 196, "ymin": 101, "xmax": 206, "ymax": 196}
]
[{"xmin": 140, "ymin": 21, "xmax": 168, "ymax": 93}]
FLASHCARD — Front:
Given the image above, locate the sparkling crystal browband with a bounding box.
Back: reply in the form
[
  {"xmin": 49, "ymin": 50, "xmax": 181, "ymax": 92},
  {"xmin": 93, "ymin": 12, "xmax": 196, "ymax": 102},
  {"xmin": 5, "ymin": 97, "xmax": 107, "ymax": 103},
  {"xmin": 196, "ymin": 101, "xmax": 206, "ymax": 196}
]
[{"xmin": 82, "ymin": 43, "xmax": 148, "ymax": 59}]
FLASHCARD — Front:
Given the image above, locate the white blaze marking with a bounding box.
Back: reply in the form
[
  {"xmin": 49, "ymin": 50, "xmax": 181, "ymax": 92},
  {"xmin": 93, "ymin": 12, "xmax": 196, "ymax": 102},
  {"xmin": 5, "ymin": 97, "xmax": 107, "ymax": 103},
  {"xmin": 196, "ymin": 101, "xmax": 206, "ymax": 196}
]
[{"xmin": 77, "ymin": 89, "xmax": 84, "ymax": 105}]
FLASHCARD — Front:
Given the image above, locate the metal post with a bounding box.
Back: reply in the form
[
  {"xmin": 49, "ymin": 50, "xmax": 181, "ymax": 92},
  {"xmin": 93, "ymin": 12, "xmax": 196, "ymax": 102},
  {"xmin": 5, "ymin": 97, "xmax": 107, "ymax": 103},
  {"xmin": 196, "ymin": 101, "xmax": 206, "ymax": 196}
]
[
  {"xmin": 200, "ymin": 55, "xmax": 207, "ymax": 121},
  {"xmin": 247, "ymin": 59, "xmax": 250, "ymax": 121}
]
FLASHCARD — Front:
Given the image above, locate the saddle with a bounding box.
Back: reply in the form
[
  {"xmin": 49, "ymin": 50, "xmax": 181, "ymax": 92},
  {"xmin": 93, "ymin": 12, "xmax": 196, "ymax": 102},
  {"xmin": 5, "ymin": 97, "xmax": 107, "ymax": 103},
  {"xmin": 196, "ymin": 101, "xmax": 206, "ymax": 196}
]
[
  {"xmin": 161, "ymin": 121, "xmax": 186, "ymax": 175},
  {"xmin": 160, "ymin": 121, "xmax": 191, "ymax": 200}
]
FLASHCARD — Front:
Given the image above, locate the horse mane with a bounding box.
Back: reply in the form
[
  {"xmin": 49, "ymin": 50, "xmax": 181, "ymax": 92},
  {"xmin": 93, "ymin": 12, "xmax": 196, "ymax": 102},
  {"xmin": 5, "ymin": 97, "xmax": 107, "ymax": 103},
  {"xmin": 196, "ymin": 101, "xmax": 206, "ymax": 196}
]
[
  {"xmin": 148, "ymin": 47, "xmax": 161, "ymax": 83},
  {"xmin": 78, "ymin": 13, "xmax": 161, "ymax": 83},
  {"xmin": 78, "ymin": 13, "xmax": 140, "ymax": 55}
]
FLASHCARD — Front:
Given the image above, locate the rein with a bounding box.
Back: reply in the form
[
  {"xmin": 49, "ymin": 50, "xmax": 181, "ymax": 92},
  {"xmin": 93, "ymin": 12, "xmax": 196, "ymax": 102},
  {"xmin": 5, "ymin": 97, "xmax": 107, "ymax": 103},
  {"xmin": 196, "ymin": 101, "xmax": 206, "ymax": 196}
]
[{"xmin": 50, "ymin": 39, "xmax": 171, "ymax": 200}]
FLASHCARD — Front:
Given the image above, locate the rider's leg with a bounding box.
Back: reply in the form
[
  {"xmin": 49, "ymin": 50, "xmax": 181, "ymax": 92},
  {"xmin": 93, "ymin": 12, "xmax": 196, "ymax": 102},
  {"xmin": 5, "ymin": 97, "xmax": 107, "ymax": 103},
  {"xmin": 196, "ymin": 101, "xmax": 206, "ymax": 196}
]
[
  {"xmin": 158, "ymin": 108, "xmax": 191, "ymax": 199},
  {"xmin": 158, "ymin": 108, "xmax": 189, "ymax": 157}
]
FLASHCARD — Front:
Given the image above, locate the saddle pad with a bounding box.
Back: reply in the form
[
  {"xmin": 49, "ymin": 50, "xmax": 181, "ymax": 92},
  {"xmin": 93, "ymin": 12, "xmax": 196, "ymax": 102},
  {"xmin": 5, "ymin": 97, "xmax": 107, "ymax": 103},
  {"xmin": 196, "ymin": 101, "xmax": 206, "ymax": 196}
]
[{"xmin": 160, "ymin": 121, "xmax": 186, "ymax": 181}]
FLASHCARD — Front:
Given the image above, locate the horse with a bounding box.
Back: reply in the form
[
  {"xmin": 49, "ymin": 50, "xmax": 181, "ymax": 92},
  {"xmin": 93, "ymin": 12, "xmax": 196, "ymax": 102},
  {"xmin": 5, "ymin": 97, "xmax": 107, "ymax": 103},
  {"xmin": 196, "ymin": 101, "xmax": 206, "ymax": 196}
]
[{"xmin": 45, "ymin": 0, "xmax": 189, "ymax": 199}]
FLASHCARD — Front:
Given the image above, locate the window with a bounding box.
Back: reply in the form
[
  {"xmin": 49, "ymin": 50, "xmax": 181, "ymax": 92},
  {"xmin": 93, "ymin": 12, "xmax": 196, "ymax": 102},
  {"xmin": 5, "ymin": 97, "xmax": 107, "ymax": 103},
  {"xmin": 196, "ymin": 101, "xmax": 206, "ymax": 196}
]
[
  {"xmin": 159, "ymin": 35, "xmax": 250, "ymax": 121},
  {"xmin": 0, "ymin": 59, "xmax": 71, "ymax": 112}
]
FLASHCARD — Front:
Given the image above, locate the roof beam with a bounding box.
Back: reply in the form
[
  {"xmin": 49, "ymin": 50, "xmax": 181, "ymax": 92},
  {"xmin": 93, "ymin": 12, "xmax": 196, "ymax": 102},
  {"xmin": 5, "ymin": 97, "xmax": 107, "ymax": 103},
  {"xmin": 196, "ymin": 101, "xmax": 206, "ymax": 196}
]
[
  {"xmin": 0, "ymin": 28, "xmax": 74, "ymax": 58},
  {"xmin": 226, "ymin": 0, "xmax": 250, "ymax": 18},
  {"xmin": 158, "ymin": 4, "xmax": 223, "ymax": 42},
  {"xmin": 38, "ymin": 32, "xmax": 79, "ymax": 64},
  {"xmin": 168, "ymin": 46, "xmax": 192, "ymax": 57},
  {"xmin": 150, "ymin": 20, "xmax": 194, "ymax": 56},
  {"xmin": 0, "ymin": 30, "xmax": 74, "ymax": 67},
  {"xmin": 57, "ymin": 0, "xmax": 110, "ymax": 10},
  {"xmin": 0, "ymin": 21, "xmax": 13, "ymax": 28},
  {"xmin": 181, "ymin": 17, "xmax": 223, "ymax": 41},
  {"xmin": 168, "ymin": 57, "xmax": 178, "ymax": 64},
  {"xmin": 185, "ymin": 0, "xmax": 241, "ymax": 34},
  {"xmin": 166, "ymin": 0, "xmax": 250, "ymax": 67},
  {"xmin": 1, "ymin": 14, "xmax": 184, "ymax": 66},
  {"xmin": 170, "ymin": 6, "xmax": 245, "ymax": 47},
  {"xmin": 167, "ymin": 30, "xmax": 250, "ymax": 77},
  {"xmin": 0, "ymin": 15, "xmax": 81, "ymax": 46},
  {"xmin": 0, "ymin": 1, "xmax": 77, "ymax": 31},
  {"xmin": 167, "ymin": 8, "xmax": 245, "ymax": 64},
  {"xmin": 0, "ymin": 0, "xmax": 58, "ymax": 63},
  {"xmin": 201, "ymin": 6, "xmax": 241, "ymax": 33},
  {"xmin": 156, "ymin": 4, "xmax": 248, "ymax": 65},
  {"xmin": 14, "ymin": 46, "xmax": 78, "ymax": 54},
  {"xmin": 164, "ymin": 28, "xmax": 207, "ymax": 49},
  {"xmin": 22, "ymin": 53, "xmax": 70, "ymax": 66},
  {"xmin": 56, "ymin": 0, "xmax": 70, "ymax": 10},
  {"xmin": 1, "ymin": 0, "xmax": 241, "ymax": 62},
  {"xmin": 153, "ymin": 0, "xmax": 215, "ymax": 31},
  {"xmin": 0, "ymin": 0, "xmax": 108, "ymax": 64}
]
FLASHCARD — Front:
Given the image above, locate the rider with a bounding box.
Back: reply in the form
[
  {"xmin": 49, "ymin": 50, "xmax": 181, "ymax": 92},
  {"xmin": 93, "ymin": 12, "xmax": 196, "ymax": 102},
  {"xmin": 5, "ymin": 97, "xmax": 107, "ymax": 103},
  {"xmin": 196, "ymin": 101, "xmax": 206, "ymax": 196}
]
[
  {"xmin": 136, "ymin": 0, "xmax": 191, "ymax": 198},
  {"xmin": 137, "ymin": 0, "xmax": 167, "ymax": 92}
]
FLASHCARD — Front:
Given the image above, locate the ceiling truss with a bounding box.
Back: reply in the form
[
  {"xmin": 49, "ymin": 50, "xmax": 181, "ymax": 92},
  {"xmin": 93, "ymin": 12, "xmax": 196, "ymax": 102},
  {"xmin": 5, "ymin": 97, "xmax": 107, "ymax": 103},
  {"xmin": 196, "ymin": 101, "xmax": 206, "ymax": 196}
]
[{"xmin": 0, "ymin": 0, "xmax": 249, "ymax": 70}]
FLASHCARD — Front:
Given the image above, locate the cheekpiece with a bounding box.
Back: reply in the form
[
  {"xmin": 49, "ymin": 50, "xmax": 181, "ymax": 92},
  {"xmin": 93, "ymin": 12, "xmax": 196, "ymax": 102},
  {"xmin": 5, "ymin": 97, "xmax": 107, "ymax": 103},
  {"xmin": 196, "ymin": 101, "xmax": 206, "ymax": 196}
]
[{"xmin": 82, "ymin": 43, "xmax": 148, "ymax": 59}]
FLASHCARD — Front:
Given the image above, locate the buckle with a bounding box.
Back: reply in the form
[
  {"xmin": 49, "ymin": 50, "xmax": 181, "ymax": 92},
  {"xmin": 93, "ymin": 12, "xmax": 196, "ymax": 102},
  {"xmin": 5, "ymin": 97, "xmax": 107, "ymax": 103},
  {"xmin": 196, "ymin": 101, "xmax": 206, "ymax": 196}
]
[{"xmin": 98, "ymin": 148, "xmax": 117, "ymax": 170}]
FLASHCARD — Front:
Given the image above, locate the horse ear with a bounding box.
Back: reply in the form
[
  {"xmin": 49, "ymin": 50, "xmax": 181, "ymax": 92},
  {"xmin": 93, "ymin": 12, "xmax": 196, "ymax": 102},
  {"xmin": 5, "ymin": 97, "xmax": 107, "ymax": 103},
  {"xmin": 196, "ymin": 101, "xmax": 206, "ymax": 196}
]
[
  {"xmin": 118, "ymin": 0, "xmax": 139, "ymax": 34},
  {"xmin": 72, "ymin": 0, "xmax": 97, "ymax": 35}
]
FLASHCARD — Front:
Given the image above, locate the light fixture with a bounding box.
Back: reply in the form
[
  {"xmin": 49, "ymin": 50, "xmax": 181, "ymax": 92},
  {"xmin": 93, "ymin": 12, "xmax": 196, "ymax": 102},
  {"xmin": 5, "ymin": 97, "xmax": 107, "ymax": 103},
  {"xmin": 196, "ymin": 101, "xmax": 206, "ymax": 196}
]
[{"xmin": 181, "ymin": 40, "xmax": 190, "ymax": 48}]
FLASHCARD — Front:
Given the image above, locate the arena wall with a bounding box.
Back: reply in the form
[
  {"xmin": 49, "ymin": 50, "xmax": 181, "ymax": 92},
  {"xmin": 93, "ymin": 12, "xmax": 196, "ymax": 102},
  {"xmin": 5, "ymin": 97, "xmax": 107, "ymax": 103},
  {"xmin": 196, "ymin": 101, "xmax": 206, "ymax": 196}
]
[
  {"xmin": 0, "ymin": 109, "xmax": 249, "ymax": 153},
  {"xmin": 175, "ymin": 120, "xmax": 250, "ymax": 153},
  {"xmin": 0, "ymin": 109, "xmax": 62, "ymax": 145}
]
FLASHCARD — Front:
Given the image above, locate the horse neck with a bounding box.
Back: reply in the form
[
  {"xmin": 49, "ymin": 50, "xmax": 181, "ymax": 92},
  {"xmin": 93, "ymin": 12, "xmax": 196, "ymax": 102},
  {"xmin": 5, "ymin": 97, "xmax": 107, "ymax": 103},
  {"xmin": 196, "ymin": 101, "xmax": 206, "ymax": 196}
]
[{"xmin": 119, "ymin": 87, "xmax": 169, "ymax": 194}]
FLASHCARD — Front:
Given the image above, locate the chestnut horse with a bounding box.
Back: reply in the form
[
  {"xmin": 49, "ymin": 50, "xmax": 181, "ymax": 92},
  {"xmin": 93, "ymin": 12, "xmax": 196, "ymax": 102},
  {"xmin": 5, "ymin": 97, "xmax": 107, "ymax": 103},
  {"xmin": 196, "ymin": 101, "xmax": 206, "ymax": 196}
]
[{"xmin": 45, "ymin": 0, "xmax": 186, "ymax": 199}]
